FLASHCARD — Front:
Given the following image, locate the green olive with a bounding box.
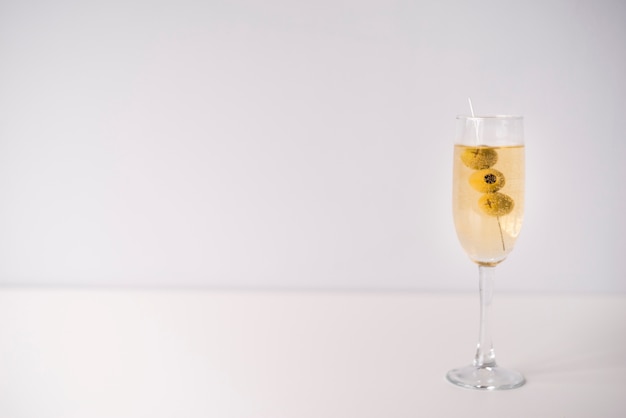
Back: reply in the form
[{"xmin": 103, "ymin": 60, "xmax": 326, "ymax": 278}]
[
  {"xmin": 478, "ymin": 192, "xmax": 514, "ymax": 217},
  {"xmin": 461, "ymin": 147, "xmax": 498, "ymax": 170},
  {"xmin": 469, "ymin": 169, "xmax": 505, "ymax": 193}
]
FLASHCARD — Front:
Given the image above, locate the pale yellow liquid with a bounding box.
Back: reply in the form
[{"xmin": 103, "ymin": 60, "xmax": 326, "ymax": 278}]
[{"xmin": 453, "ymin": 145, "xmax": 525, "ymax": 265}]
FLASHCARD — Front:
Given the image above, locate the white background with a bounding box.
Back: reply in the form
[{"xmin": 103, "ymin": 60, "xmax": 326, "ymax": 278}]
[{"xmin": 1, "ymin": 0, "xmax": 625, "ymax": 292}]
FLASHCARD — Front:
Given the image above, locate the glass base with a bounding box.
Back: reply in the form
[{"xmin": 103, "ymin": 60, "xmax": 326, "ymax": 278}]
[{"xmin": 446, "ymin": 365, "xmax": 525, "ymax": 390}]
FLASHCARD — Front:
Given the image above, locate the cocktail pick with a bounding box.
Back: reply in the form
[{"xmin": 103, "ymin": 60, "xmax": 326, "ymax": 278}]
[
  {"xmin": 468, "ymin": 97, "xmax": 506, "ymax": 251},
  {"xmin": 468, "ymin": 97, "xmax": 476, "ymax": 116},
  {"xmin": 468, "ymin": 97, "xmax": 481, "ymax": 145}
]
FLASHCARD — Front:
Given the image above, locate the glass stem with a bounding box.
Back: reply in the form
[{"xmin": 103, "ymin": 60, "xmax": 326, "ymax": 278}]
[{"xmin": 474, "ymin": 265, "xmax": 497, "ymax": 368}]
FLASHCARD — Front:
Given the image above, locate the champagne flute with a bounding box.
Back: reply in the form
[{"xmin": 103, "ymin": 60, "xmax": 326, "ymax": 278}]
[{"xmin": 446, "ymin": 114, "xmax": 526, "ymax": 390}]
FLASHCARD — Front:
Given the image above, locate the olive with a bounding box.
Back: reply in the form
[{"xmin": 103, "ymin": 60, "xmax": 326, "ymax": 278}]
[
  {"xmin": 469, "ymin": 169, "xmax": 505, "ymax": 193},
  {"xmin": 478, "ymin": 192, "xmax": 514, "ymax": 217},
  {"xmin": 461, "ymin": 147, "xmax": 498, "ymax": 170}
]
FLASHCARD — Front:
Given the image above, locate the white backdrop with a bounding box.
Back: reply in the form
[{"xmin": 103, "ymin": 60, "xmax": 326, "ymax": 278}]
[{"xmin": 1, "ymin": 0, "xmax": 624, "ymax": 292}]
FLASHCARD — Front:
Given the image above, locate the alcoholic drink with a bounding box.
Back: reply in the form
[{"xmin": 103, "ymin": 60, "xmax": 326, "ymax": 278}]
[
  {"xmin": 446, "ymin": 114, "xmax": 526, "ymax": 390},
  {"xmin": 453, "ymin": 144, "xmax": 525, "ymax": 265}
]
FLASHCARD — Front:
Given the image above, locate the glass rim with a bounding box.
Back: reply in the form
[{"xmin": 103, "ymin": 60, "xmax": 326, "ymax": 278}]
[{"xmin": 456, "ymin": 114, "xmax": 523, "ymax": 120}]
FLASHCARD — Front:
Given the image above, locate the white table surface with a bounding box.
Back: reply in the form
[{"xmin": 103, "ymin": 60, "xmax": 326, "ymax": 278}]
[{"xmin": 1, "ymin": 288, "xmax": 624, "ymax": 418}]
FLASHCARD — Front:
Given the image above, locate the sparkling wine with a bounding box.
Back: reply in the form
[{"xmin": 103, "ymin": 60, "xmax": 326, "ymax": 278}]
[{"xmin": 453, "ymin": 144, "xmax": 525, "ymax": 265}]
